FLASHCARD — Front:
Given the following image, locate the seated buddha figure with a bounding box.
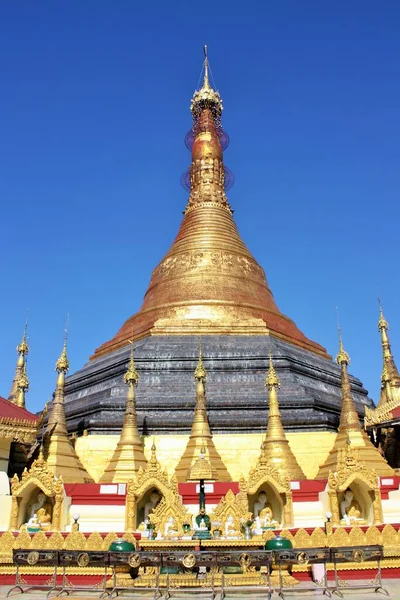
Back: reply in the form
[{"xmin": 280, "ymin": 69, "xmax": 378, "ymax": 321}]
[
  {"xmin": 144, "ymin": 490, "xmax": 161, "ymax": 521},
  {"xmin": 253, "ymin": 491, "xmax": 275, "ymax": 526},
  {"xmin": 194, "ymin": 508, "xmax": 211, "ymax": 531},
  {"xmin": 164, "ymin": 516, "xmax": 179, "ymax": 538},
  {"xmin": 25, "ymin": 492, "xmax": 53, "ymax": 531},
  {"xmin": 224, "ymin": 515, "xmax": 240, "ymax": 538},
  {"xmin": 340, "ymin": 489, "xmax": 366, "ymax": 526}
]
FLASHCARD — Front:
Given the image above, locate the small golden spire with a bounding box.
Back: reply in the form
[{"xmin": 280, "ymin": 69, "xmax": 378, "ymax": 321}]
[
  {"xmin": 261, "ymin": 354, "xmax": 305, "ymax": 479},
  {"xmin": 194, "ymin": 340, "xmax": 207, "ymax": 381},
  {"xmin": 265, "ymin": 352, "xmax": 279, "ymax": 387},
  {"xmin": 376, "ymin": 301, "xmax": 400, "ymax": 405},
  {"xmin": 150, "ymin": 439, "xmax": 158, "ymax": 465},
  {"xmin": 191, "ymin": 46, "xmax": 223, "ymax": 118},
  {"xmin": 9, "ymin": 321, "xmax": 30, "ymax": 405},
  {"xmin": 124, "ymin": 341, "xmax": 139, "ymax": 385}
]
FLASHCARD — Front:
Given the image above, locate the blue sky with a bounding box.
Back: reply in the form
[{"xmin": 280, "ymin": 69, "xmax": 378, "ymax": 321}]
[{"xmin": 1, "ymin": 1, "xmax": 399, "ymax": 413}]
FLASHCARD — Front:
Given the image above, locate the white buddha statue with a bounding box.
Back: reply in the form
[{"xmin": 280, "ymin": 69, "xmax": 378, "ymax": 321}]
[
  {"xmin": 164, "ymin": 516, "xmax": 178, "ymax": 538},
  {"xmin": 224, "ymin": 515, "xmax": 239, "ymax": 538},
  {"xmin": 144, "ymin": 490, "xmax": 161, "ymax": 521},
  {"xmin": 340, "ymin": 489, "xmax": 365, "ymax": 526},
  {"xmin": 252, "ymin": 516, "xmax": 263, "ymax": 536},
  {"xmin": 253, "ymin": 491, "xmax": 275, "ymax": 525}
]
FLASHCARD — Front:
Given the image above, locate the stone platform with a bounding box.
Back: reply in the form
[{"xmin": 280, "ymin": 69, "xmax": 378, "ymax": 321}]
[{"xmin": 64, "ymin": 335, "xmax": 372, "ymax": 435}]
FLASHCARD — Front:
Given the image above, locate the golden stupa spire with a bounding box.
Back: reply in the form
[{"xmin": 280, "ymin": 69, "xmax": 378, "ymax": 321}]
[
  {"xmin": 93, "ymin": 49, "xmax": 327, "ymax": 360},
  {"xmin": 100, "ymin": 341, "xmax": 147, "ymax": 482},
  {"xmin": 45, "ymin": 326, "xmax": 93, "ymax": 483},
  {"xmin": 377, "ymin": 300, "xmax": 400, "ymax": 406},
  {"xmin": 174, "ymin": 342, "xmax": 231, "ymax": 482},
  {"xmin": 8, "ymin": 322, "xmax": 29, "ymax": 405},
  {"xmin": 317, "ymin": 327, "xmax": 393, "ymax": 478},
  {"xmin": 260, "ymin": 353, "xmax": 305, "ymax": 479}
]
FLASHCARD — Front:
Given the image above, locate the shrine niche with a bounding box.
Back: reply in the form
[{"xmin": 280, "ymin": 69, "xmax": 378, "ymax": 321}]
[
  {"xmin": 328, "ymin": 444, "xmax": 383, "ymax": 527},
  {"xmin": 247, "ymin": 464, "xmax": 294, "ymax": 528},
  {"xmin": 125, "ymin": 443, "xmax": 190, "ymax": 534},
  {"xmin": 10, "ymin": 450, "xmax": 64, "ymax": 531},
  {"xmin": 210, "ymin": 480, "xmax": 252, "ymax": 537}
]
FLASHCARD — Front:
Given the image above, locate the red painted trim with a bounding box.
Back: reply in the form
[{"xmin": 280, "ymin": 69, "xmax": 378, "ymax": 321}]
[{"xmin": 291, "ymin": 480, "xmax": 327, "ymax": 502}]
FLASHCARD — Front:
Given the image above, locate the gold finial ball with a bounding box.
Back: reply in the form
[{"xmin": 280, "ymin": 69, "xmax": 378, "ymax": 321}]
[{"xmin": 17, "ymin": 339, "xmax": 29, "ymax": 355}]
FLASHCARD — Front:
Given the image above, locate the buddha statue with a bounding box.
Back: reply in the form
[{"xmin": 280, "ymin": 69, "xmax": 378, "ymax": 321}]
[
  {"xmin": 195, "ymin": 508, "xmax": 211, "ymax": 531},
  {"xmin": 144, "ymin": 490, "xmax": 161, "ymax": 521},
  {"xmin": 164, "ymin": 516, "xmax": 179, "ymax": 538},
  {"xmin": 340, "ymin": 489, "xmax": 366, "ymax": 526},
  {"xmin": 25, "ymin": 492, "xmax": 53, "ymax": 531},
  {"xmin": 253, "ymin": 491, "xmax": 275, "ymax": 526},
  {"xmin": 224, "ymin": 515, "xmax": 240, "ymax": 538}
]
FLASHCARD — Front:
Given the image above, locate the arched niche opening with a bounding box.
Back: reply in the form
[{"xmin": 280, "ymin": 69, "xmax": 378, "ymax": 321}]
[{"xmin": 136, "ymin": 487, "xmax": 162, "ymax": 528}]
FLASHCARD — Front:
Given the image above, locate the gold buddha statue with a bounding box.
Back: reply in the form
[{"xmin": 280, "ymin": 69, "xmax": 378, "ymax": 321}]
[
  {"xmin": 25, "ymin": 492, "xmax": 53, "ymax": 531},
  {"xmin": 254, "ymin": 491, "xmax": 275, "ymax": 525}
]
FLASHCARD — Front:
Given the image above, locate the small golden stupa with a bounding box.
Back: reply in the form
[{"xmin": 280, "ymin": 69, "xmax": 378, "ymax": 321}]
[
  {"xmin": 316, "ymin": 331, "xmax": 394, "ymax": 479},
  {"xmin": 259, "ymin": 354, "xmax": 306, "ymax": 480},
  {"xmin": 45, "ymin": 336, "xmax": 93, "ymax": 483},
  {"xmin": 174, "ymin": 344, "xmax": 231, "ymax": 482},
  {"xmin": 99, "ymin": 342, "xmax": 147, "ymax": 482}
]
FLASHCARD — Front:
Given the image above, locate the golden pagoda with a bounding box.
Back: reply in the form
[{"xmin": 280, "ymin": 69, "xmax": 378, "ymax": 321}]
[
  {"xmin": 8, "ymin": 326, "xmax": 29, "ymax": 407},
  {"xmin": 259, "ymin": 354, "xmax": 305, "ymax": 480},
  {"xmin": 316, "ymin": 331, "xmax": 394, "ymax": 479},
  {"xmin": 99, "ymin": 342, "xmax": 147, "ymax": 482},
  {"xmin": 174, "ymin": 344, "xmax": 231, "ymax": 482},
  {"xmin": 377, "ymin": 302, "xmax": 400, "ymax": 407},
  {"xmin": 93, "ymin": 47, "xmax": 326, "ymax": 360},
  {"xmin": 45, "ymin": 336, "xmax": 93, "ymax": 483}
]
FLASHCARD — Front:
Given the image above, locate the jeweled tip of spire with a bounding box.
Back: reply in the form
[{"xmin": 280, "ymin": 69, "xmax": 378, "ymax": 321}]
[
  {"xmin": 56, "ymin": 325, "xmax": 69, "ymax": 373},
  {"xmin": 17, "ymin": 325, "xmax": 29, "ymax": 356},
  {"xmin": 336, "ymin": 327, "xmax": 350, "ymax": 365},
  {"xmin": 265, "ymin": 352, "xmax": 280, "ymax": 387},
  {"xmin": 378, "ymin": 299, "xmax": 389, "ymax": 331},
  {"xmin": 194, "ymin": 340, "xmax": 207, "ymax": 381},
  {"xmin": 191, "ymin": 46, "xmax": 223, "ymax": 119},
  {"xmin": 124, "ymin": 340, "xmax": 139, "ymax": 385}
]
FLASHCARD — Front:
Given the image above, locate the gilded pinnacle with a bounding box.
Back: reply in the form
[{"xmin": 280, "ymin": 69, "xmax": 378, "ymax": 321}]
[
  {"xmin": 124, "ymin": 342, "xmax": 139, "ymax": 385},
  {"xmin": 336, "ymin": 330, "xmax": 350, "ymax": 365},
  {"xmin": 56, "ymin": 340, "xmax": 69, "ymax": 373},
  {"xmin": 194, "ymin": 344, "xmax": 207, "ymax": 381},
  {"xmin": 191, "ymin": 46, "xmax": 223, "ymax": 119},
  {"xmin": 378, "ymin": 303, "xmax": 389, "ymax": 331},
  {"xmin": 265, "ymin": 353, "xmax": 279, "ymax": 388},
  {"xmin": 17, "ymin": 330, "xmax": 29, "ymax": 356}
]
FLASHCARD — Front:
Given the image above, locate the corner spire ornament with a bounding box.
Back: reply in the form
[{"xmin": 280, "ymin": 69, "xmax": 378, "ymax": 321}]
[
  {"xmin": 377, "ymin": 300, "xmax": 400, "ymax": 406},
  {"xmin": 45, "ymin": 325, "xmax": 93, "ymax": 483},
  {"xmin": 261, "ymin": 353, "xmax": 305, "ymax": 480},
  {"xmin": 174, "ymin": 343, "xmax": 231, "ymax": 482},
  {"xmin": 99, "ymin": 338, "xmax": 147, "ymax": 482},
  {"xmin": 8, "ymin": 320, "xmax": 30, "ymax": 405},
  {"xmin": 317, "ymin": 323, "xmax": 394, "ymax": 479}
]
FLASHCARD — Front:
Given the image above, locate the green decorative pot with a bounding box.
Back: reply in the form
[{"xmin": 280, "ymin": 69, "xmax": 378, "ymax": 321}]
[
  {"xmin": 109, "ymin": 539, "xmax": 135, "ymax": 552},
  {"xmin": 265, "ymin": 535, "xmax": 293, "ymax": 550}
]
